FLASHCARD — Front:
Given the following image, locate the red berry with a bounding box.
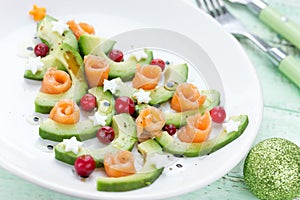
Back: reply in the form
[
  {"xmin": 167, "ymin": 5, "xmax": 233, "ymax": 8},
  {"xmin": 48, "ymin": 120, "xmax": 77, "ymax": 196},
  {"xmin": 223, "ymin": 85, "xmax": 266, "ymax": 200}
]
[
  {"xmin": 150, "ymin": 59, "xmax": 165, "ymax": 71},
  {"xmin": 108, "ymin": 49, "xmax": 124, "ymax": 62},
  {"xmin": 210, "ymin": 106, "xmax": 226, "ymax": 123},
  {"xmin": 96, "ymin": 126, "xmax": 115, "ymax": 144},
  {"xmin": 115, "ymin": 96, "xmax": 135, "ymax": 115},
  {"xmin": 80, "ymin": 94, "xmax": 97, "ymax": 112},
  {"xmin": 34, "ymin": 43, "xmax": 49, "ymax": 57},
  {"xmin": 74, "ymin": 155, "xmax": 96, "ymax": 178},
  {"xmin": 163, "ymin": 124, "xmax": 177, "ymax": 136}
]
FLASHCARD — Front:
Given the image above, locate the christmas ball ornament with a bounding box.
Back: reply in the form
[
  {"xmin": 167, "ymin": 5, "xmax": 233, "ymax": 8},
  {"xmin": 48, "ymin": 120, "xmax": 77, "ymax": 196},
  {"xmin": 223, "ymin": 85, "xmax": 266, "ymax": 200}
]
[{"xmin": 244, "ymin": 138, "xmax": 300, "ymax": 200}]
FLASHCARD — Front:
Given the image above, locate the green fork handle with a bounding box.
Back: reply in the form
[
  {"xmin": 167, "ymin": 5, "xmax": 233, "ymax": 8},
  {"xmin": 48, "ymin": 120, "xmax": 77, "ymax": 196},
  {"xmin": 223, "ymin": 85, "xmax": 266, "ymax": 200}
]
[
  {"xmin": 259, "ymin": 6, "xmax": 300, "ymax": 50},
  {"xmin": 278, "ymin": 55, "xmax": 300, "ymax": 88}
]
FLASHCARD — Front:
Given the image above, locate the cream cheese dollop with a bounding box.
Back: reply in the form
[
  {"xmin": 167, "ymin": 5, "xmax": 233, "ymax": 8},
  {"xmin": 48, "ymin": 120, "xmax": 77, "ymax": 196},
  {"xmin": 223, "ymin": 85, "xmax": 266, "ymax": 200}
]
[
  {"xmin": 62, "ymin": 136, "xmax": 83, "ymax": 154},
  {"xmin": 103, "ymin": 78, "xmax": 123, "ymax": 94},
  {"xmin": 222, "ymin": 119, "xmax": 240, "ymax": 133},
  {"xmin": 51, "ymin": 20, "xmax": 69, "ymax": 35},
  {"xmin": 25, "ymin": 56, "xmax": 44, "ymax": 74},
  {"xmin": 131, "ymin": 51, "xmax": 148, "ymax": 61},
  {"xmin": 133, "ymin": 89, "xmax": 151, "ymax": 104},
  {"xmin": 88, "ymin": 112, "xmax": 108, "ymax": 126}
]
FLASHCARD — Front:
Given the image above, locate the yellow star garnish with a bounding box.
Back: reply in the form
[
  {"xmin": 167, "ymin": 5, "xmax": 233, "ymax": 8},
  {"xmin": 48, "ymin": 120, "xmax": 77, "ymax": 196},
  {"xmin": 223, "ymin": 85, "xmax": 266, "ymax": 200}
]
[{"xmin": 29, "ymin": 4, "xmax": 46, "ymax": 21}]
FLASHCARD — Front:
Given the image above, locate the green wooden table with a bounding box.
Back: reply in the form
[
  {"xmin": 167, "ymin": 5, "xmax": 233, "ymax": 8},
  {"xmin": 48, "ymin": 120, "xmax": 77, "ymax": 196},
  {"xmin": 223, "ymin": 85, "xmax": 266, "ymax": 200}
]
[{"xmin": 1, "ymin": 0, "xmax": 299, "ymax": 199}]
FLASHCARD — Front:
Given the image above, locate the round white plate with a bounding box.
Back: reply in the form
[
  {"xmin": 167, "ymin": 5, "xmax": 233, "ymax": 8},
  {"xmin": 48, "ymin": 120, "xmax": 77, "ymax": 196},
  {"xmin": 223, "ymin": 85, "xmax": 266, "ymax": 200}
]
[{"xmin": 0, "ymin": 0, "xmax": 263, "ymax": 199}]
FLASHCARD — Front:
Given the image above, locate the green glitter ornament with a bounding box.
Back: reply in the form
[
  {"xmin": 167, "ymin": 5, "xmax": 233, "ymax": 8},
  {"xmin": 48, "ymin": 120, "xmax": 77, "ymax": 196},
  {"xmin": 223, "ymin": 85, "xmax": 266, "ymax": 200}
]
[{"xmin": 243, "ymin": 138, "xmax": 300, "ymax": 200}]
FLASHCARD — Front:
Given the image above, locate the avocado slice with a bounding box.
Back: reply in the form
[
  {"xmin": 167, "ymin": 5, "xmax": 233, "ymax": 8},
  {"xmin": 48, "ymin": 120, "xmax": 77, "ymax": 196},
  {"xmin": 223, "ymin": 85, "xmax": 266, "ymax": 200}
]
[
  {"xmin": 24, "ymin": 15, "xmax": 79, "ymax": 80},
  {"xmin": 34, "ymin": 43, "xmax": 88, "ymax": 114},
  {"xmin": 54, "ymin": 113, "xmax": 137, "ymax": 167},
  {"xmin": 115, "ymin": 83, "xmax": 174, "ymax": 106},
  {"xmin": 148, "ymin": 63, "xmax": 188, "ymax": 104},
  {"xmin": 156, "ymin": 115, "xmax": 249, "ymax": 157},
  {"xmin": 111, "ymin": 77, "xmax": 174, "ymax": 106},
  {"xmin": 88, "ymin": 86, "xmax": 116, "ymax": 126},
  {"xmin": 165, "ymin": 89, "xmax": 220, "ymax": 127},
  {"xmin": 97, "ymin": 139, "xmax": 164, "ymax": 192},
  {"xmin": 135, "ymin": 48, "xmax": 154, "ymax": 66},
  {"xmin": 39, "ymin": 86, "xmax": 114, "ymax": 142},
  {"xmin": 37, "ymin": 15, "xmax": 78, "ymax": 50},
  {"xmin": 78, "ymin": 34, "xmax": 116, "ymax": 56},
  {"xmin": 23, "ymin": 56, "xmax": 66, "ymax": 80},
  {"xmin": 134, "ymin": 89, "xmax": 220, "ymax": 128},
  {"xmin": 39, "ymin": 119, "xmax": 100, "ymax": 142},
  {"xmin": 149, "ymin": 86, "xmax": 174, "ymax": 105},
  {"xmin": 164, "ymin": 63, "xmax": 188, "ymax": 86},
  {"xmin": 111, "ymin": 62, "xmax": 188, "ymax": 105},
  {"xmin": 90, "ymin": 48, "xmax": 153, "ymax": 81}
]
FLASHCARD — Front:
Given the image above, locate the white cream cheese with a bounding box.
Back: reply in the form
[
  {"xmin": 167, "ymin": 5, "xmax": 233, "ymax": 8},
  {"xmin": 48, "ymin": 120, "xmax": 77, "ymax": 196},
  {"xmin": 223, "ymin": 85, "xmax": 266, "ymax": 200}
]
[
  {"xmin": 25, "ymin": 56, "xmax": 44, "ymax": 74},
  {"xmin": 133, "ymin": 89, "xmax": 151, "ymax": 104},
  {"xmin": 103, "ymin": 78, "xmax": 123, "ymax": 94},
  {"xmin": 51, "ymin": 20, "xmax": 69, "ymax": 35},
  {"xmin": 131, "ymin": 51, "xmax": 148, "ymax": 61},
  {"xmin": 223, "ymin": 119, "xmax": 241, "ymax": 133},
  {"xmin": 62, "ymin": 136, "xmax": 83, "ymax": 154},
  {"xmin": 88, "ymin": 112, "xmax": 108, "ymax": 126}
]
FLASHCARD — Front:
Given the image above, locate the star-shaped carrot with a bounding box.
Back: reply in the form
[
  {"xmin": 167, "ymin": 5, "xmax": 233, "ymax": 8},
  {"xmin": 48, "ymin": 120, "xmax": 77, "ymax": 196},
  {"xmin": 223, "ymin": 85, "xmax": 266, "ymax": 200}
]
[{"xmin": 29, "ymin": 4, "xmax": 46, "ymax": 21}]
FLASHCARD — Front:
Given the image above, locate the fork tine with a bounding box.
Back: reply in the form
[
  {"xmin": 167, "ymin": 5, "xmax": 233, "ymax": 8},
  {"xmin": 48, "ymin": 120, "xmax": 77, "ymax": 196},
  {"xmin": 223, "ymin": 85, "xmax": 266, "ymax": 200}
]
[
  {"xmin": 196, "ymin": 0, "xmax": 228, "ymax": 18},
  {"xmin": 195, "ymin": 0, "xmax": 202, "ymax": 8},
  {"xmin": 215, "ymin": 0, "xmax": 228, "ymax": 15},
  {"xmin": 201, "ymin": 0, "xmax": 217, "ymax": 17},
  {"xmin": 209, "ymin": 0, "xmax": 222, "ymax": 17}
]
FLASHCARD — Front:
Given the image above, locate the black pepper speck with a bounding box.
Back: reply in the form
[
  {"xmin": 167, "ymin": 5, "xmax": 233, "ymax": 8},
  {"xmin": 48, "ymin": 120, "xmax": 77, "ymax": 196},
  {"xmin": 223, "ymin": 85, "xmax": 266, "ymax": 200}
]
[
  {"xmin": 47, "ymin": 145, "xmax": 54, "ymax": 150},
  {"xmin": 33, "ymin": 116, "xmax": 40, "ymax": 122},
  {"xmin": 176, "ymin": 163, "xmax": 183, "ymax": 168}
]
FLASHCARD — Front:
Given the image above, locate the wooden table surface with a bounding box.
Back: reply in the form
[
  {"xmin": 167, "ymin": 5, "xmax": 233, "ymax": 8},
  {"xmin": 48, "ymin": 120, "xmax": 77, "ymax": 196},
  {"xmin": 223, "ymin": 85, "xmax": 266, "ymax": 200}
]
[{"xmin": 1, "ymin": 0, "xmax": 299, "ymax": 199}]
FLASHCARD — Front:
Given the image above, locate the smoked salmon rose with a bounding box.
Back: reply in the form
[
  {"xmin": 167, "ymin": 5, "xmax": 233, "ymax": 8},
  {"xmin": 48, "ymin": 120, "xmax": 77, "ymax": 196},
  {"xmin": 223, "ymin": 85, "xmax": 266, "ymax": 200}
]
[
  {"xmin": 177, "ymin": 111, "xmax": 212, "ymax": 143},
  {"xmin": 104, "ymin": 150, "xmax": 136, "ymax": 178},
  {"xmin": 171, "ymin": 83, "xmax": 206, "ymax": 112},
  {"xmin": 132, "ymin": 64, "xmax": 162, "ymax": 90},
  {"xmin": 49, "ymin": 99, "xmax": 80, "ymax": 124},
  {"xmin": 84, "ymin": 55, "xmax": 110, "ymax": 87},
  {"xmin": 135, "ymin": 106, "xmax": 166, "ymax": 142},
  {"xmin": 40, "ymin": 68, "xmax": 72, "ymax": 94}
]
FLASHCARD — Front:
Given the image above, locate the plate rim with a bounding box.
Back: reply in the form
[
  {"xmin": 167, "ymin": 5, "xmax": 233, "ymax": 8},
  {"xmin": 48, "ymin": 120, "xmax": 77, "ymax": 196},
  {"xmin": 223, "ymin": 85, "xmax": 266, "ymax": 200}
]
[{"xmin": 0, "ymin": 0, "xmax": 263, "ymax": 199}]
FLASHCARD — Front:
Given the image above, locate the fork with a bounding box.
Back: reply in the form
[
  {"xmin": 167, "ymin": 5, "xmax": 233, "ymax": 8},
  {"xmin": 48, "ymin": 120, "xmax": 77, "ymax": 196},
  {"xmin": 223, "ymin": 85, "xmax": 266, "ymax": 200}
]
[
  {"xmin": 226, "ymin": 0, "xmax": 300, "ymax": 50},
  {"xmin": 195, "ymin": 0, "xmax": 300, "ymax": 88}
]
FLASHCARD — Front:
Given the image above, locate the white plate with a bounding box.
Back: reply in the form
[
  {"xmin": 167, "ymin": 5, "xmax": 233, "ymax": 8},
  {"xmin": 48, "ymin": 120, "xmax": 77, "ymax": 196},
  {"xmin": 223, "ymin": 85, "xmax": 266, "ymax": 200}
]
[{"xmin": 0, "ymin": 0, "xmax": 263, "ymax": 199}]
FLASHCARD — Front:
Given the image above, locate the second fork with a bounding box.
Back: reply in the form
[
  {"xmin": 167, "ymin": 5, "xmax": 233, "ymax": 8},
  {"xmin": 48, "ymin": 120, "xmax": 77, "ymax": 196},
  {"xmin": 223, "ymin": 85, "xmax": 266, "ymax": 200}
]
[{"xmin": 196, "ymin": 0, "xmax": 300, "ymax": 88}]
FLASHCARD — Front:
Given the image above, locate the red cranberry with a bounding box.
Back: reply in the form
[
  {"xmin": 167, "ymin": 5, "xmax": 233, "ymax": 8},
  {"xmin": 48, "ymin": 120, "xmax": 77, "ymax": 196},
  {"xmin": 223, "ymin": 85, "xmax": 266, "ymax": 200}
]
[
  {"xmin": 150, "ymin": 59, "xmax": 165, "ymax": 71},
  {"xmin": 34, "ymin": 43, "xmax": 49, "ymax": 57},
  {"xmin": 96, "ymin": 126, "xmax": 115, "ymax": 144},
  {"xmin": 108, "ymin": 49, "xmax": 124, "ymax": 62},
  {"xmin": 164, "ymin": 124, "xmax": 177, "ymax": 136},
  {"xmin": 74, "ymin": 155, "xmax": 96, "ymax": 178},
  {"xmin": 210, "ymin": 106, "xmax": 226, "ymax": 123},
  {"xmin": 115, "ymin": 96, "xmax": 135, "ymax": 115},
  {"xmin": 80, "ymin": 94, "xmax": 97, "ymax": 112}
]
